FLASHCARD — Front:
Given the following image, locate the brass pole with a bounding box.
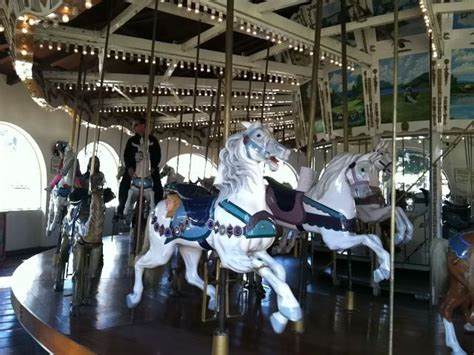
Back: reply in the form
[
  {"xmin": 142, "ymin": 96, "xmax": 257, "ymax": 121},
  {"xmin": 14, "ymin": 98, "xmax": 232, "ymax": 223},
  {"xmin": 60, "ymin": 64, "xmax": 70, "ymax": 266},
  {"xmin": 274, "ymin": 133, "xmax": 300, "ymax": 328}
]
[
  {"xmin": 136, "ymin": 0, "xmax": 160, "ymax": 257},
  {"xmin": 260, "ymin": 43, "xmax": 270, "ymax": 122},
  {"xmin": 188, "ymin": 20, "xmax": 202, "ymax": 181},
  {"xmin": 389, "ymin": 1, "xmax": 399, "ymax": 354},
  {"xmin": 212, "ymin": 2, "xmax": 233, "ymax": 354},
  {"xmin": 306, "ymin": 0, "xmax": 323, "ymax": 166},
  {"xmin": 341, "ymin": 0, "xmax": 349, "ymax": 152},
  {"xmin": 246, "ymin": 70, "xmax": 252, "ymax": 121},
  {"xmin": 295, "ymin": 0, "xmax": 323, "ymax": 335},
  {"xmin": 223, "ymin": 0, "xmax": 234, "ymax": 141},
  {"xmin": 90, "ymin": 0, "xmax": 112, "ymax": 176}
]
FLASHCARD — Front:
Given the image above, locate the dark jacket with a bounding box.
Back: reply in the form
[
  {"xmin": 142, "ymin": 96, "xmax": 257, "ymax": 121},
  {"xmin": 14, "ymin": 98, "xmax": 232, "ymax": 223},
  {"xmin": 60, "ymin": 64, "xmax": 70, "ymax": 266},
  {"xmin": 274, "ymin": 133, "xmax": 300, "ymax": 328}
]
[{"xmin": 123, "ymin": 134, "xmax": 161, "ymax": 172}]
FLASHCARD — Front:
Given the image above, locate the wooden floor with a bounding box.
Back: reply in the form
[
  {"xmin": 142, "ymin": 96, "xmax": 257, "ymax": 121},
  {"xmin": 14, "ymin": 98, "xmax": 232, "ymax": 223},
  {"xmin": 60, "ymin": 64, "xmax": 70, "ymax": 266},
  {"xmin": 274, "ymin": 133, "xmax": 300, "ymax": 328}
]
[
  {"xmin": 0, "ymin": 254, "xmax": 47, "ymax": 354},
  {"xmin": 9, "ymin": 235, "xmax": 473, "ymax": 355}
]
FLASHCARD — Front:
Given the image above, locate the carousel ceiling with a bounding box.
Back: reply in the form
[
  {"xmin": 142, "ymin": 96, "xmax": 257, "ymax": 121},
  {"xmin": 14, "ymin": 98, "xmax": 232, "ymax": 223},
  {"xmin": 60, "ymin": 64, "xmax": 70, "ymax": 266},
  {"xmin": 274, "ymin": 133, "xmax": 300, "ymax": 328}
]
[{"xmin": 0, "ymin": 0, "xmax": 473, "ymax": 145}]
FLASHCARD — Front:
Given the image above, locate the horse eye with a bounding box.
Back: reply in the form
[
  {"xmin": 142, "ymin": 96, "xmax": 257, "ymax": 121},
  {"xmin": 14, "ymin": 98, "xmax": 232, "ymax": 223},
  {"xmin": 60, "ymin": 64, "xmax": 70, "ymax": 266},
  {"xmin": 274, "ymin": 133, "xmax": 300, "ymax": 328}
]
[
  {"xmin": 361, "ymin": 168, "xmax": 365, "ymax": 172},
  {"xmin": 256, "ymin": 133, "xmax": 262, "ymax": 138}
]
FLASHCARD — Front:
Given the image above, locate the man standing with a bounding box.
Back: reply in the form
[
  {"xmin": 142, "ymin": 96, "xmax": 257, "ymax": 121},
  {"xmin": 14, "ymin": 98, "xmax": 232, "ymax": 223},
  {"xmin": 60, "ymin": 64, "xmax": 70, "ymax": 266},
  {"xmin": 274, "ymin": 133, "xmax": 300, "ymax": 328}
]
[{"xmin": 116, "ymin": 117, "xmax": 163, "ymax": 218}]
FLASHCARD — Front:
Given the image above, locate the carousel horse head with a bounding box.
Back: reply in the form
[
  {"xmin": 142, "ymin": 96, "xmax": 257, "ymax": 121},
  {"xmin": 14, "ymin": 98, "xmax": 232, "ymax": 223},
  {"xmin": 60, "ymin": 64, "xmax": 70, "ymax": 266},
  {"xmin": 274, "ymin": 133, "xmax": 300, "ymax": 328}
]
[
  {"xmin": 54, "ymin": 140, "xmax": 69, "ymax": 156},
  {"xmin": 367, "ymin": 139, "xmax": 392, "ymax": 179},
  {"xmin": 215, "ymin": 121, "xmax": 290, "ymax": 197},
  {"xmin": 241, "ymin": 121, "xmax": 289, "ymax": 170},
  {"xmin": 160, "ymin": 165, "xmax": 174, "ymax": 179},
  {"xmin": 314, "ymin": 153, "xmax": 372, "ymax": 200}
]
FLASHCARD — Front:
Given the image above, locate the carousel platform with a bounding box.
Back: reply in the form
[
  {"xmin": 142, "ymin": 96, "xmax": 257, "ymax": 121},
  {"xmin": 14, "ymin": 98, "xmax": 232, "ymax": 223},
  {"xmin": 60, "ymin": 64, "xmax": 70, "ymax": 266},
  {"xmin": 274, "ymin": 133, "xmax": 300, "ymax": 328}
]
[{"xmin": 10, "ymin": 235, "xmax": 471, "ymax": 354}]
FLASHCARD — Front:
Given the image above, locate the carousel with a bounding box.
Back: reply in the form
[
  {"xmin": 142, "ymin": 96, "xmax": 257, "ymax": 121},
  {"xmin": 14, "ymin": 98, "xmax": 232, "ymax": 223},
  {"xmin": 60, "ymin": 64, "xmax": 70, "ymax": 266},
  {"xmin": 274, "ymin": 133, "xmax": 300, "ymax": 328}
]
[{"xmin": 0, "ymin": 0, "xmax": 474, "ymax": 354}]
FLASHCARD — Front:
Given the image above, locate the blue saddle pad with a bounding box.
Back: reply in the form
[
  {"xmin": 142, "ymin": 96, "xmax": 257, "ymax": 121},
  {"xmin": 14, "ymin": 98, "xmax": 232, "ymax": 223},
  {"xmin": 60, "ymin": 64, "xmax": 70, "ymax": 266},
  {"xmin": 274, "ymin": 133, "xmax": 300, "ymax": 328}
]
[
  {"xmin": 175, "ymin": 184, "xmax": 217, "ymax": 226},
  {"xmin": 449, "ymin": 233, "xmax": 472, "ymax": 260},
  {"xmin": 57, "ymin": 187, "xmax": 71, "ymax": 198},
  {"xmin": 164, "ymin": 202, "xmax": 215, "ymax": 244},
  {"xmin": 132, "ymin": 178, "xmax": 153, "ymax": 189}
]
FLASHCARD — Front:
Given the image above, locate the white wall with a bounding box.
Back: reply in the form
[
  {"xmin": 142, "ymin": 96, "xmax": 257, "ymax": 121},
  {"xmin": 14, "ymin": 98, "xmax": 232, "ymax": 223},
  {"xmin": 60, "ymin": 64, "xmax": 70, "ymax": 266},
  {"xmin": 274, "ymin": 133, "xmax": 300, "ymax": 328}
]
[
  {"xmin": 0, "ymin": 75, "xmax": 122, "ymax": 251},
  {"xmin": 0, "ymin": 74, "xmax": 309, "ymax": 251}
]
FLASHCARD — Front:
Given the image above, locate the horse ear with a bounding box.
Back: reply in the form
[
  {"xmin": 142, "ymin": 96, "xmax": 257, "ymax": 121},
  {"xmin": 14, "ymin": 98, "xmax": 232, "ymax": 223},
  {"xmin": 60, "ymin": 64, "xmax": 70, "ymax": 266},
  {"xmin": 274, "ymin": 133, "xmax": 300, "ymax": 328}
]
[
  {"xmin": 374, "ymin": 140, "xmax": 383, "ymax": 152},
  {"xmin": 241, "ymin": 121, "xmax": 251, "ymax": 129}
]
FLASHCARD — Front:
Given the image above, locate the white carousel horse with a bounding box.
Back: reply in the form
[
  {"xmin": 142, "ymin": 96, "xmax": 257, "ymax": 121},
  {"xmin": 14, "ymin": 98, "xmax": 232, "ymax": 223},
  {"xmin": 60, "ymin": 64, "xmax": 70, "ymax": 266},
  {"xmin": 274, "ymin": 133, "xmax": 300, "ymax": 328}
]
[
  {"xmin": 196, "ymin": 176, "xmax": 218, "ymax": 194},
  {"xmin": 46, "ymin": 144, "xmax": 77, "ymax": 236},
  {"xmin": 271, "ymin": 228, "xmax": 299, "ymax": 255},
  {"xmin": 265, "ymin": 152, "xmax": 390, "ymax": 282},
  {"xmin": 354, "ymin": 140, "xmax": 414, "ymax": 245},
  {"xmin": 160, "ymin": 164, "xmax": 186, "ymax": 185},
  {"xmin": 127, "ymin": 121, "xmax": 302, "ymax": 334},
  {"xmin": 124, "ymin": 138, "xmax": 155, "ymax": 222}
]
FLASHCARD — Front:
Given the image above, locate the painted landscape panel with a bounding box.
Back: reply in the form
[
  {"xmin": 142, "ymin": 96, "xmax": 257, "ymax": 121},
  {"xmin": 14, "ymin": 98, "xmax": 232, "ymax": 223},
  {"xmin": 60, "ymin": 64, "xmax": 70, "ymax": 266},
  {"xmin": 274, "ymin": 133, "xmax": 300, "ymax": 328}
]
[
  {"xmin": 379, "ymin": 52, "xmax": 430, "ymax": 123},
  {"xmin": 329, "ymin": 69, "xmax": 366, "ymax": 129},
  {"xmin": 300, "ymin": 82, "xmax": 324, "ymax": 133},
  {"xmin": 450, "ymin": 48, "xmax": 474, "ymax": 119}
]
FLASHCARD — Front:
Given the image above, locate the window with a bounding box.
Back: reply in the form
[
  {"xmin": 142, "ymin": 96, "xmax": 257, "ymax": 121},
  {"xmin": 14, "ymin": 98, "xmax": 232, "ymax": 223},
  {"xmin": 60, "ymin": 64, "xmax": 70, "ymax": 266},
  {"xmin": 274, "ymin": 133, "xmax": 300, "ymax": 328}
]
[
  {"xmin": 262, "ymin": 161, "xmax": 299, "ymax": 189},
  {"xmin": 78, "ymin": 142, "xmax": 120, "ymax": 206},
  {"xmin": 441, "ymin": 170, "xmax": 451, "ymax": 200},
  {"xmin": 164, "ymin": 154, "xmax": 217, "ymax": 184},
  {"xmin": 0, "ymin": 122, "xmax": 46, "ymax": 211},
  {"xmin": 395, "ymin": 148, "xmax": 430, "ymax": 190}
]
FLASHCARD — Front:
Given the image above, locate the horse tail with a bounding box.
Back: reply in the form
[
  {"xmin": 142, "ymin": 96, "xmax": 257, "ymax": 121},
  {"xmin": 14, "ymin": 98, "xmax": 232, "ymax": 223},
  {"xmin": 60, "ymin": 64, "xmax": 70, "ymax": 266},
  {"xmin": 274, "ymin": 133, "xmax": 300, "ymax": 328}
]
[{"xmin": 430, "ymin": 238, "xmax": 449, "ymax": 303}]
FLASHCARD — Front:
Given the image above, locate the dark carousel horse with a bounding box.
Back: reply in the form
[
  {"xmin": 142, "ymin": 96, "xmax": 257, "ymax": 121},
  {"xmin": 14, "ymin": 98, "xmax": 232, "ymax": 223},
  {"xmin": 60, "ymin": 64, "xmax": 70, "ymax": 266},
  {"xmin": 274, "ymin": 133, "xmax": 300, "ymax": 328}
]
[{"xmin": 432, "ymin": 230, "xmax": 474, "ymax": 355}]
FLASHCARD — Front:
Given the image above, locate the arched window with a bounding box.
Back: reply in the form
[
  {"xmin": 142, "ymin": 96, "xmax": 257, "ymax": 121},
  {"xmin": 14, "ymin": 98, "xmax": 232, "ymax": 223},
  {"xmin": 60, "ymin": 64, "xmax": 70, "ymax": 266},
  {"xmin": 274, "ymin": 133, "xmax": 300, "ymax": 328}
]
[
  {"xmin": 78, "ymin": 142, "xmax": 120, "ymax": 206},
  {"xmin": 395, "ymin": 148, "xmax": 430, "ymax": 190},
  {"xmin": 441, "ymin": 169, "xmax": 451, "ymax": 200},
  {"xmin": 0, "ymin": 122, "xmax": 46, "ymax": 211},
  {"xmin": 262, "ymin": 161, "xmax": 299, "ymax": 189},
  {"xmin": 164, "ymin": 154, "xmax": 217, "ymax": 183}
]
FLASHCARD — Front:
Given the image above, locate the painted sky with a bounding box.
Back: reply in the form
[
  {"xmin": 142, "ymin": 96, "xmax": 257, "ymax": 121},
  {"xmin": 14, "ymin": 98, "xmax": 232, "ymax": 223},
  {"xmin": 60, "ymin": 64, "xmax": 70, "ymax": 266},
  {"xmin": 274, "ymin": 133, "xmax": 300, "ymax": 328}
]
[
  {"xmin": 379, "ymin": 52, "xmax": 428, "ymax": 86},
  {"xmin": 453, "ymin": 13, "xmax": 474, "ymax": 29},
  {"xmin": 452, "ymin": 48, "xmax": 474, "ymax": 82},
  {"xmin": 321, "ymin": 0, "xmax": 340, "ymax": 26},
  {"xmin": 328, "ymin": 70, "xmax": 359, "ymax": 94},
  {"xmin": 373, "ymin": 0, "xmax": 418, "ymax": 16}
]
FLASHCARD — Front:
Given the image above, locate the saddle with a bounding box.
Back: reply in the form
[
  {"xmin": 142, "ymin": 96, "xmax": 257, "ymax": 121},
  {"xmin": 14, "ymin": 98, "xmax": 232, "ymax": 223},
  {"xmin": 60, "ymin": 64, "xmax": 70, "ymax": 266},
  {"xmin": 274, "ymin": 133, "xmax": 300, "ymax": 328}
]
[
  {"xmin": 174, "ymin": 183, "xmax": 217, "ymax": 226},
  {"xmin": 448, "ymin": 232, "xmax": 473, "ymax": 260},
  {"xmin": 132, "ymin": 177, "xmax": 153, "ymax": 189},
  {"xmin": 265, "ymin": 176, "xmax": 306, "ymax": 225},
  {"xmin": 57, "ymin": 186, "xmax": 72, "ymax": 198}
]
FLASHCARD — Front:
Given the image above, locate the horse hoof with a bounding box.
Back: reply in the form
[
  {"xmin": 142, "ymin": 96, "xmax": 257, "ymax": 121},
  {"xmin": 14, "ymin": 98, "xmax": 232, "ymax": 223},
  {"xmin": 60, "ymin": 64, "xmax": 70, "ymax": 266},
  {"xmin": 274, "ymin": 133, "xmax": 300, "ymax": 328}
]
[
  {"xmin": 208, "ymin": 297, "xmax": 216, "ymax": 311},
  {"xmin": 394, "ymin": 234, "xmax": 404, "ymax": 246},
  {"xmin": 270, "ymin": 312, "xmax": 287, "ymax": 334},
  {"xmin": 70, "ymin": 305, "xmax": 80, "ymax": 317},
  {"xmin": 126, "ymin": 294, "xmax": 139, "ymax": 309},
  {"xmin": 279, "ymin": 306, "xmax": 302, "ymax": 322},
  {"xmin": 452, "ymin": 348, "xmax": 467, "ymax": 355},
  {"xmin": 464, "ymin": 323, "xmax": 474, "ymax": 332},
  {"xmin": 373, "ymin": 268, "xmax": 390, "ymax": 283}
]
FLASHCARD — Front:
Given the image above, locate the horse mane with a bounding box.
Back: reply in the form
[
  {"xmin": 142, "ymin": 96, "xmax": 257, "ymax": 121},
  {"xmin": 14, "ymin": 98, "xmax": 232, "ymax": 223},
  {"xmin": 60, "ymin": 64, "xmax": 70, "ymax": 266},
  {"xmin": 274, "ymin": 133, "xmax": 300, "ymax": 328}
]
[
  {"xmin": 215, "ymin": 131, "xmax": 258, "ymax": 200},
  {"xmin": 312, "ymin": 153, "xmax": 362, "ymax": 200}
]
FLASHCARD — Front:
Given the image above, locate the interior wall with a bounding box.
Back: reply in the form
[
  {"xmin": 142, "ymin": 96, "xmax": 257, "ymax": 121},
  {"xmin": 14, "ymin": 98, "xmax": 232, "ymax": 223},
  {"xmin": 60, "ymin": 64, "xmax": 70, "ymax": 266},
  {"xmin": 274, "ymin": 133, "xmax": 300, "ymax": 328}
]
[
  {"xmin": 0, "ymin": 75, "xmax": 307, "ymax": 252},
  {"xmin": 0, "ymin": 75, "xmax": 122, "ymax": 251}
]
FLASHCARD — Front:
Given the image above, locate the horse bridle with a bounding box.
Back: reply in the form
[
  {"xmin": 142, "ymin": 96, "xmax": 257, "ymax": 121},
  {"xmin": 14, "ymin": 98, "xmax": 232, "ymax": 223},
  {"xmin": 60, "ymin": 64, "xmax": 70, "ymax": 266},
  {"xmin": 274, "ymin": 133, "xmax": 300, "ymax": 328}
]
[
  {"xmin": 346, "ymin": 159, "xmax": 370, "ymax": 190},
  {"xmin": 243, "ymin": 128, "xmax": 273, "ymax": 160}
]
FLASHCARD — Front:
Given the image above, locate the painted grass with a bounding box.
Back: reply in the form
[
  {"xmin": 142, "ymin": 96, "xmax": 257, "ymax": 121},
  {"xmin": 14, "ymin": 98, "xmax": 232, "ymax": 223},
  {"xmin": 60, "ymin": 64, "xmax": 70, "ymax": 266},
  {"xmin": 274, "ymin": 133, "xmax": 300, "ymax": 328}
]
[
  {"xmin": 331, "ymin": 99, "xmax": 366, "ymax": 129},
  {"xmin": 380, "ymin": 92, "xmax": 430, "ymax": 123}
]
